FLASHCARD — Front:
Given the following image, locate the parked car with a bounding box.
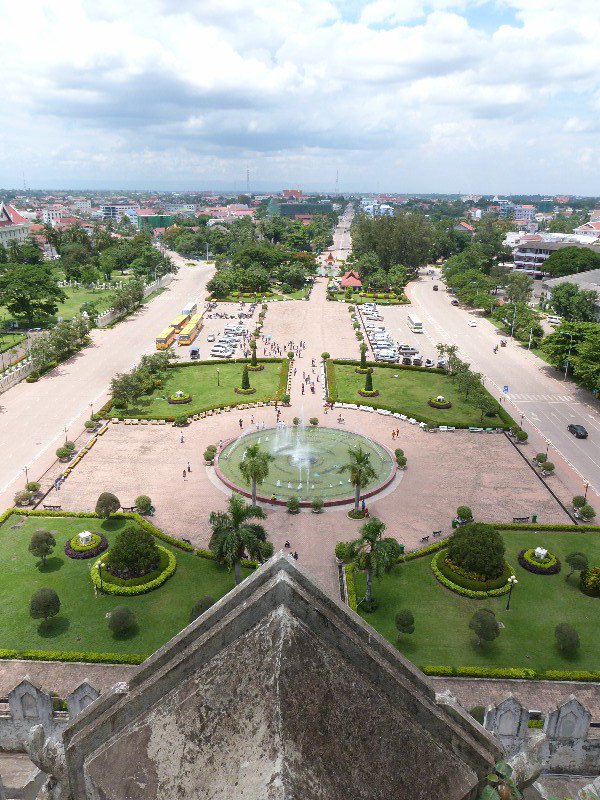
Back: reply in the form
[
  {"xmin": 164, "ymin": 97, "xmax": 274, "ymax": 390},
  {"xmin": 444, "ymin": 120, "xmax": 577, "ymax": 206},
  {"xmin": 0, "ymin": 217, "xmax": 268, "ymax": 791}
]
[
  {"xmin": 190, "ymin": 347, "xmax": 200, "ymax": 360},
  {"xmin": 424, "ymin": 358, "xmax": 434, "ymax": 367},
  {"xmin": 568, "ymin": 424, "xmax": 588, "ymax": 439},
  {"xmin": 402, "ymin": 356, "xmax": 412, "ymax": 365},
  {"xmin": 467, "ymin": 320, "xmax": 477, "ymax": 327},
  {"xmin": 451, "ymin": 299, "xmax": 460, "ymax": 306},
  {"xmin": 207, "ymin": 333, "xmax": 215, "ymax": 342},
  {"xmin": 412, "ymin": 356, "xmax": 423, "ymax": 366},
  {"xmin": 433, "ymin": 285, "xmax": 439, "ymax": 291}
]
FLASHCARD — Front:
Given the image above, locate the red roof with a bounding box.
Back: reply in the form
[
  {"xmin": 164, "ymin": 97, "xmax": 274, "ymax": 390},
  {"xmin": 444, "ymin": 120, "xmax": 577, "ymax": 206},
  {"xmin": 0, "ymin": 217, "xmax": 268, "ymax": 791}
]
[
  {"xmin": 0, "ymin": 203, "xmax": 29, "ymax": 226},
  {"xmin": 340, "ymin": 271, "xmax": 362, "ymax": 288}
]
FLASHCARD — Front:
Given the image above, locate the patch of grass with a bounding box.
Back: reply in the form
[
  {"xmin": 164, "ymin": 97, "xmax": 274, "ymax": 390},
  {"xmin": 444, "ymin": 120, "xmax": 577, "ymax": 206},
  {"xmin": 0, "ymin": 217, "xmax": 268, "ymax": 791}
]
[
  {"xmin": 0, "ymin": 515, "xmax": 248, "ymax": 657},
  {"xmin": 114, "ymin": 360, "xmax": 284, "ymax": 419},
  {"xmin": 354, "ymin": 528, "xmax": 600, "ymax": 672},
  {"xmin": 0, "ymin": 331, "xmax": 26, "ymax": 355},
  {"xmin": 327, "ymin": 291, "xmax": 408, "ymax": 305},
  {"xmin": 331, "ymin": 362, "xmax": 504, "ymax": 428}
]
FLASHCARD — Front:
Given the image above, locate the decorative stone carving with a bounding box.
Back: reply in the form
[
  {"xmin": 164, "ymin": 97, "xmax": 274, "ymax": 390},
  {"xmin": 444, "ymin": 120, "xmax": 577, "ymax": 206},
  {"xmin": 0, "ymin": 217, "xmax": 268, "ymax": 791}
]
[
  {"xmin": 66, "ymin": 683, "xmax": 99, "ymax": 718},
  {"xmin": 544, "ymin": 696, "xmax": 591, "ymax": 740},
  {"xmin": 26, "ymin": 725, "xmax": 71, "ymax": 800},
  {"xmin": 484, "ymin": 696, "xmax": 529, "ymax": 739}
]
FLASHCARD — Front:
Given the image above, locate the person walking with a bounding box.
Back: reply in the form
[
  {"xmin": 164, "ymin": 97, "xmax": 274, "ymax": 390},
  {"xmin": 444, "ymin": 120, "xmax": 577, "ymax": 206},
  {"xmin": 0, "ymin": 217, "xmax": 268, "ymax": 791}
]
[
  {"xmin": 239, "ymin": 418, "xmax": 243, "ymax": 428},
  {"xmin": 180, "ymin": 433, "xmax": 184, "ymax": 444},
  {"xmin": 187, "ymin": 462, "xmax": 191, "ymax": 473},
  {"xmin": 183, "ymin": 469, "xmax": 187, "ymax": 480}
]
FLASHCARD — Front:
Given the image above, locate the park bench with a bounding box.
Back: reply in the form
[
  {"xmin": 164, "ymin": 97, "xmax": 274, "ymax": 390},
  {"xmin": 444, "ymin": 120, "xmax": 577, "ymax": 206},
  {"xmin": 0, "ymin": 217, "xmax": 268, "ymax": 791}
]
[
  {"xmin": 420, "ymin": 535, "xmax": 430, "ymax": 543},
  {"xmin": 512, "ymin": 516, "xmax": 530, "ymax": 524},
  {"xmin": 121, "ymin": 506, "xmax": 137, "ymax": 513},
  {"xmin": 432, "ymin": 530, "xmax": 442, "ymax": 537},
  {"xmin": 42, "ymin": 504, "xmax": 61, "ymax": 511}
]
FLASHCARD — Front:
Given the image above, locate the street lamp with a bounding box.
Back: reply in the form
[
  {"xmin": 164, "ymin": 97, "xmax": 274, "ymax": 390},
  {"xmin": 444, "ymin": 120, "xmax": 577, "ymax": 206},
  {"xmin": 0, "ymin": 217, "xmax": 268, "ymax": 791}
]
[
  {"xmin": 519, "ymin": 413, "xmax": 525, "ymax": 427},
  {"xmin": 64, "ymin": 427, "xmax": 68, "ymax": 444},
  {"xmin": 217, "ymin": 367, "xmax": 220, "ymax": 386},
  {"xmin": 24, "ymin": 466, "xmax": 28, "ymax": 488},
  {"xmin": 560, "ymin": 331, "xmax": 574, "ymax": 382},
  {"xmin": 98, "ymin": 562, "xmax": 104, "ymax": 593},
  {"xmin": 545, "ymin": 441, "xmax": 550, "ymax": 459},
  {"xmin": 506, "ymin": 575, "xmax": 518, "ymax": 610},
  {"xmin": 584, "ymin": 483, "xmax": 589, "ymax": 502}
]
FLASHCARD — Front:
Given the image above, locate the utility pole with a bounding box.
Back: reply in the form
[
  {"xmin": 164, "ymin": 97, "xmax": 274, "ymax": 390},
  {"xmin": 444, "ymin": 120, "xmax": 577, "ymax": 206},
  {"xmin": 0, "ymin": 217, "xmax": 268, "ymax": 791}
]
[
  {"xmin": 246, "ymin": 167, "xmax": 250, "ymax": 195},
  {"xmin": 510, "ymin": 304, "xmax": 517, "ymax": 338},
  {"xmin": 335, "ymin": 170, "xmax": 339, "ymax": 196}
]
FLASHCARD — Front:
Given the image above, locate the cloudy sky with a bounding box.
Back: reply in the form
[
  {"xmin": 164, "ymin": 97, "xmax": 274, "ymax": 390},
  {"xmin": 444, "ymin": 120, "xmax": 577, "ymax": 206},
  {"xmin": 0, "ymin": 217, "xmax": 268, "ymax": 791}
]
[{"xmin": 1, "ymin": 0, "xmax": 599, "ymax": 193}]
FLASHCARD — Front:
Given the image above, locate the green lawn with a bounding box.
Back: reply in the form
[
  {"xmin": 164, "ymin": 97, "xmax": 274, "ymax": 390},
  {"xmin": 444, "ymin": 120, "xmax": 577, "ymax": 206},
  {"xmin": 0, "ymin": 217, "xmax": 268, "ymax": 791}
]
[
  {"xmin": 354, "ymin": 529, "xmax": 600, "ymax": 672},
  {"xmin": 328, "ymin": 292, "xmax": 408, "ymax": 305},
  {"xmin": 216, "ymin": 287, "xmax": 310, "ymax": 303},
  {"xmin": 114, "ymin": 360, "xmax": 285, "ymax": 419},
  {"xmin": 55, "ymin": 287, "xmax": 116, "ymax": 320},
  {"xmin": 0, "ymin": 331, "xmax": 26, "ymax": 355},
  {"xmin": 330, "ymin": 362, "xmax": 508, "ymax": 428},
  {"xmin": 0, "ymin": 515, "xmax": 248, "ymax": 658}
]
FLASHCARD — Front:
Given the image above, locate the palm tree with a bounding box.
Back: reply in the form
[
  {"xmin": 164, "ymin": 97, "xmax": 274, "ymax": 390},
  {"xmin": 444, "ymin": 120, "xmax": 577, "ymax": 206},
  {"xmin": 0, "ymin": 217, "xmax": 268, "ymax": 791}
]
[
  {"xmin": 338, "ymin": 445, "xmax": 377, "ymax": 513},
  {"xmin": 348, "ymin": 517, "xmax": 393, "ymax": 609},
  {"xmin": 209, "ymin": 493, "xmax": 269, "ymax": 584},
  {"xmin": 239, "ymin": 443, "xmax": 274, "ymax": 506}
]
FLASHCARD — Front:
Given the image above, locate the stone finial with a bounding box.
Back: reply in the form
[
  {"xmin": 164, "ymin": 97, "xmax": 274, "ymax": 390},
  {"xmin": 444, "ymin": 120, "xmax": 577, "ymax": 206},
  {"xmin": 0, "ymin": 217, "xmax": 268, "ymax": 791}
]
[
  {"xmin": 484, "ymin": 696, "xmax": 529, "ymax": 739},
  {"xmin": 544, "ymin": 696, "xmax": 591, "ymax": 740},
  {"xmin": 66, "ymin": 683, "xmax": 100, "ymax": 718},
  {"xmin": 8, "ymin": 679, "xmax": 53, "ymax": 734}
]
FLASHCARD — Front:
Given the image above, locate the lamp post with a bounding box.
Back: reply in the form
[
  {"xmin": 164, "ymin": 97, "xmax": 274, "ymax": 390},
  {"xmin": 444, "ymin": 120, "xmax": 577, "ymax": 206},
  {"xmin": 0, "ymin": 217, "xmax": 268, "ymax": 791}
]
[
  {"xmin": 217, "ymin": 367, "xmax": 220, "ymax": 387},
  {"xmin": 519, "ymin": 413, "xmax": 525, "ymax": 428},
  {"xmin": 98, "ymin": 562, "xmax": 104, "ymax": 593},
  {"xmin": 584, "ymin": 483, "xmax": 589, "ymax": 502},
  {"xmin": 64, "ymin": 427, "xmax": 68, "ymax": 444},
  {"xmin": 24, "ymin": 466, "xmax": 28, "ymax": 489},
  {"xmin": 506, "ymin": 575, "xmax": 518, "ymax": 610},
  {"xmin": 560, "ymin": 331, "xmax": 574, "ymax": 382},
  {"xmin": 89, "ymin": 402, "xmax": 93, "ymax": 419}
]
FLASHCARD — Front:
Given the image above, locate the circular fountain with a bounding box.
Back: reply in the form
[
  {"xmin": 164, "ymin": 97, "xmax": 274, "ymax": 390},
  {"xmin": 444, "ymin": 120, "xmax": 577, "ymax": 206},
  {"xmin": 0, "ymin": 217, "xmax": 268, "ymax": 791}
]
[{"xmin": 215, "ymin": 424, "xmax": 395, "ymax": 506}]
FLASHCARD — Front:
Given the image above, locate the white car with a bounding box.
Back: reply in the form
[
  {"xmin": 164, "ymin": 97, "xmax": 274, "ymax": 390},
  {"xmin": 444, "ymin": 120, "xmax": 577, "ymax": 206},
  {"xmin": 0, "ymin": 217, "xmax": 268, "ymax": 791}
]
[
  {"xmin": 467, "ymin": 320, "xmax": 477, "ymax": 327},
  {"xmin": 207, "ymin": 333, "xmax": 215, "ymax": 342}
]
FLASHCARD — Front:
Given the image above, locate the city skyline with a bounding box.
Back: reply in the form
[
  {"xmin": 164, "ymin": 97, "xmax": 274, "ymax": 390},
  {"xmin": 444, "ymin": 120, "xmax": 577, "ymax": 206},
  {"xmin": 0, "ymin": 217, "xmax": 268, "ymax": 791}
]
[{"xmin": 1, "ymin": 0, "xmax": 600, "ymax": 193}]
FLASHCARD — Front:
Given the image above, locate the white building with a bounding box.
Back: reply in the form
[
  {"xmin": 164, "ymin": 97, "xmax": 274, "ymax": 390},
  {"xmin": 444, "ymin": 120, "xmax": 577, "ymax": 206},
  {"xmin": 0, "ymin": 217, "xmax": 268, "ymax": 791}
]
[
  {"xmin": 513, "ymin": 204, "xmax": 535, "ymax": 224},
  {"xmin": 0, "ymin": 203, "xmax": 31, "ymax": 247},
  {"xmin": 101, "ymin": 204, "xmax": 139, "ymax": 220},
  {"xmin": 70, "ymin": 198, "xmax": 92, "ymax": 214},
  {"xmin": 42, "ymin": 205, "xmax": 67, "ymax": 224},
  {"xmin": 161, "ymin": 203, "xmax": 196, "ymax": 215},
  {"xmin": 573, "ymin": 220, "xmax": 600, "ymax": 238},
  {"xmin": 512, "ymin": 235, "xmax": 600, "ymax": 277}
]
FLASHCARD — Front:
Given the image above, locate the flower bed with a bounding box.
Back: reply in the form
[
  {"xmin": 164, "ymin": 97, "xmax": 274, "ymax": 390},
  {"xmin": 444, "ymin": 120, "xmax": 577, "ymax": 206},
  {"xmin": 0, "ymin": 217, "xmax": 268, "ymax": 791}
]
[
  {"xmin": 358, "ymin": 389, "xmax": 379, "ymax": 397},
  {"xmin": 234, "ymin": 387, "xmax": 256, "ymax": 395},
  {"xmin": 428, "ymin": 397, "xmax": 452, "ymax": 409},
  {"xmin": 168, "ymin": 393, "xmax": 192, "ymax": 404},
  {"xmin": 518, "ymin": 548, "xmax": 561, "ymax": 575},
  {"xmin": 64, "ymin": 533, "xmax": 108, "ymax": 560},
  {"xmin": 91, "ymin": 546, "xmax": 176, "ymax": 595},
  {"xmin": 431, "ymin": 550, "xmax": 513, "ymax": 597}
]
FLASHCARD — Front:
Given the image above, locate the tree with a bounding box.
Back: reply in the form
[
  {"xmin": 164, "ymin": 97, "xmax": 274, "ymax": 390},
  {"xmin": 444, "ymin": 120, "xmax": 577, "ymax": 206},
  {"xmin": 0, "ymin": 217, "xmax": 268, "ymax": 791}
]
[
  {"xmin": 241, "ymin": 365, "xmax": 251, "ymax": 391},
  {"xmin": 189, "ymin": 595, "xmax": 215, "ymax": 623},
  {"xmin": 347, "ymin": 517, "xmax": 395, "ymax": 609},
  {"xmin": 469, "ymin": 608, "xmax": 500, "ymax": 646},
  {"xmin": 108, "ymin": 606, "xmax": 136, "ymax": 636},
  {"xmin": 572, "ymin": 328, "xmax": 600, "ymax": 389},
  {"xmin": 550, "ymin": 282, "xmax": 598, "ymax": 322},
  {"xmin": 30, "ymin": 588, "xmax": 60, "ymax": 623},
  {"xmin": 0, "ymin": 262, "xmax": 67, "ymax": 322},
  {"xmin": 447, "ymin": 523, "xmax": 505, "ymax": 579},
  {"xmin": 505, "ymin": 272, "xmax": 533, "ymax": 306},
  {"xmin": 209, "ymin": 493, "xmax": 269, "ymax": 584},
  {"xmin": 359, "ymin": 343, "xmax": 368, "ymax": 369},
  {"xmin": 338, "ymin": 445, "xmax": 377, "ymax": 512},
  {"xmin": 566, "ymin": 551, "xmax": 589, "ymax": 578},
  {"xmin": 472, "ymin": 389, "xmax": 498, "ymax": 421},
  {"xmin": 364, "ymin": 369, "xmax": 374, "ymax": 393},
  {"xmin": 395, "ymin": 610, "xmax": 415, "ymax": 636},
  {"xmin": 352, "ymin": 213, "xmax": 433, "ymax": 271},
  {"xmin": 95, "ymin": 492, "xmax": 121, "ymax": 519},
  {"xmin": 28, "ymin": 530, "xmax": 56, "ymax": 566},
  {"xmin": 555, "ymin": 622, "xmax": 580, "ymax": 655},
  {"xmin": 239, "ymin": 443, "xmax": 274, "ymax": 505},
  {"xmin": 105, "ymin": 525, "xmax": 160, "ymax": 578},
  {"xmin": 545, "ymin": 246, "xmax": 600, "ymax": 278}
]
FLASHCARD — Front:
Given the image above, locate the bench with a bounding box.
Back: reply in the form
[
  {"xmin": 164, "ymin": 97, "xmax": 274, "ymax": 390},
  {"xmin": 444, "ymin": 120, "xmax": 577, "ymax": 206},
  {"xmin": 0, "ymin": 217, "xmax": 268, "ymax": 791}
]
[
  {"xmin": 121, "ymin": 506, "xmax": 137, "ymax": 513},
  {"xmin": 432, "ymin": 530, "xmax": 442, "ymax": 537},
  {"xmin": 512, "ymin": 516, "xmax": 530, "ymax": 524},
  {"xmin": 420, "ymin": 535, "xmax": 430, "ymax": 543},
  {"xmin": 42, "ymin": 504, "xmax": 61, "ymax": 511}
]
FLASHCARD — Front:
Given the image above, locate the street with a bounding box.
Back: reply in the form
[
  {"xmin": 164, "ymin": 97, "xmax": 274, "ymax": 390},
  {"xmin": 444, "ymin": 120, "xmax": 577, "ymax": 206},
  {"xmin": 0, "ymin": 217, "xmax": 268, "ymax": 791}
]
[
  {"xmin": 407, "ymin": 269, "xmax": 600, "ymax": 499},
  {"xmin": 0, "ymin": 255, "xmax": 214, "ymax": 510}
]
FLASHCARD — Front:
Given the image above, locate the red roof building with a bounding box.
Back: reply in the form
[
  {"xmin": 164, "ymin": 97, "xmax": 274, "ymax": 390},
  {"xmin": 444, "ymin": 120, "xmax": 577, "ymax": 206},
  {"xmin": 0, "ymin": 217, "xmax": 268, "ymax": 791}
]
[
  {"xmin": 340, "ymin": 270, "xmax": 362, "ymax": 288},
  {"xmin": 0, "ymin": 202, "xmax": 31, "ymax": 247}
]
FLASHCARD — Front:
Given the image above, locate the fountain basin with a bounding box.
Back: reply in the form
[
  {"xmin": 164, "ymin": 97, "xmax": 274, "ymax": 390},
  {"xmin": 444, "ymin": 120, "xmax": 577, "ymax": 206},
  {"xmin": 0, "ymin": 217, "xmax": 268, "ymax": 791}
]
[{"xmin": 215, "ymin": 426, "xmax": 395, "ymax": 506}]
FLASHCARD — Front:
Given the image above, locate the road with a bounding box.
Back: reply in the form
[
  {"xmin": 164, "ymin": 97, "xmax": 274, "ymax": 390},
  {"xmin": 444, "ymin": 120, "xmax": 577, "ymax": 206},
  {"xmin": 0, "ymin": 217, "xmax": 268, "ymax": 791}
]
[
  {"xmin": 318, "ymin": 204, "xmax": 353, "ymax": 273},
  {"xmin": 407, "ymin": 269, "xmax": 600, "ymax": 499},
  {"xmin": 0, "ymin": 255, "xmax": 214, "ymax": 511}
]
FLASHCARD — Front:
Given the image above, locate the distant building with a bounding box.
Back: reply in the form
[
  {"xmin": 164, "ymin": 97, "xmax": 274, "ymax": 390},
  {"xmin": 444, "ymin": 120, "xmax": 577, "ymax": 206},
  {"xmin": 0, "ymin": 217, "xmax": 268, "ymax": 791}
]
[
  {"xmin": 282, "ymin": 189, "xmax": 303, "ymax": 200},
  {"xmin": 101, "ymin": 204, "xmax": 139, "ymax": 220},
  {"xmin": 0, "ymin": 202, "xmax": 31, "ymax": 247},
  {"xmin": 161, "ymin": 203, "xmax": 196, "ymax": 216},
  {"xmin": 137, "ymin": 211, "xmax": 175, "ymax": 233},
  {"xmin": 512, "ymin": 235, "xmax": 600, "ymax": 276},
  {"xmin": 513, "ymin": 204, "xmax": 535, "ymax": 224},
  {"xmin": 573, "ymin": 220, "xmax": 600, "ymax": 238},
  {"xmin": 340, "ymin": 270, "xmax": 362, "ymax": 289},
  {"xmin": 542, "ymin": 269, "xmax": 600, "ymax": 320},
  {"xmin": 453, "ymin": 221, "xmax": 475, "ymax": 235},
  {"xmin": 267, "ymin": 199, "xmax": 332, "ymax": 217},
  {"xmin": 70, "ymin": 198, "xmax": 92, "ymax": 214},
  {"xmin": 41, "ymin": 205, "xmax": 67, "ymax": 225}
]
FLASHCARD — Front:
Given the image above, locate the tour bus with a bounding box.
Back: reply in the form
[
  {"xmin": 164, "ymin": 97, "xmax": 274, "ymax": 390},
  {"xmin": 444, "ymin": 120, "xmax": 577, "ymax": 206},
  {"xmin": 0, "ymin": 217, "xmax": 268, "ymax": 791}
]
[
  {"xmin": 407, "ymin": 314, "xmax": 424, "ymax": 333},
  {"xmin": 178, "ymin": 314, "xmax": 203, "ymax": 346},
  {"xmin": 156, "ymin": 326, "xmax": 176, "ymax": 350},
  {"xmin": 181, "ymin": 301, "xmax": 198, "ymax": 317},
  {"xmin": 170, "ymin": 313, "xmax": 191, "ymax": 333}
]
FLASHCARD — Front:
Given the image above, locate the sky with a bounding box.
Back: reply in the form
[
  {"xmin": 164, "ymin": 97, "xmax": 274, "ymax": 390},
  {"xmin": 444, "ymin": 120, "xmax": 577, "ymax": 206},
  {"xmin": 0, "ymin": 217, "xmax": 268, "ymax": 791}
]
[{"xmin": 1, "ymin": 0, "xmax": 600, "ymax": 194}]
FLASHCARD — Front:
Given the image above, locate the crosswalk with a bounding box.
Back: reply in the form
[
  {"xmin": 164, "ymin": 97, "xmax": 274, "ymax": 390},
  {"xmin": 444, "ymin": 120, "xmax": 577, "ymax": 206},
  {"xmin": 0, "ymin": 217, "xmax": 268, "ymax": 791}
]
[{"xmin": 508, "ymin": 393, "xmax": 576, "ymax": 403}]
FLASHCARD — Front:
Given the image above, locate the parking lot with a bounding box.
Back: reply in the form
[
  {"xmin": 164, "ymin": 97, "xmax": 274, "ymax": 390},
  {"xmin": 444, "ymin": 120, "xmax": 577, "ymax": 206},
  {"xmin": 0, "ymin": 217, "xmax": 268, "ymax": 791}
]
[
  {"xmin": 357, "ymin": 303, "xmax": 439, "ymax": 364},
  {"xmin": 174, "ymin": 301, "xmax": 259, "ymax": 361}
]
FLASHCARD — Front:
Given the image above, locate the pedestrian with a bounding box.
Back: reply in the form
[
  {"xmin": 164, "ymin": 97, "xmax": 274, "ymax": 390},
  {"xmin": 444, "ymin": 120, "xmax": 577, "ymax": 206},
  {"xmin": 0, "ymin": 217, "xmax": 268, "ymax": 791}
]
[
  {"xmin": 251, "ymin": 415, "xmax": 254, "ymax": 425},
  {"xmin": 183, "ymin": 469, "xmax": 187, "ymax": 480},
  {"xmin": 180, "ymin": 433, "xmax": 184, "ymax": 443},
  {"xmin": 219, "ymin": 439, "xmax": 223, "ymax": 449},
  {"xmin": 187, "ymin": 462, "xmax": 191, "ymax": 473},
  {"xmin": 392, "ymin": 430, "xmax": 396, "ymax": 440},
  {"xmin": 284, "ymin": 540, "xmax": 291, "ymax": 548},
  {"xmin": 293, "ymin": 551, "xmax": 299, "ymax": 560},
  {"xmin": 239, "ymin": 418, "xmax": 243, "ymax": 428},
  {"xmin": 302, "ymin": 384, "xmax": 305, "ymax": 395}
]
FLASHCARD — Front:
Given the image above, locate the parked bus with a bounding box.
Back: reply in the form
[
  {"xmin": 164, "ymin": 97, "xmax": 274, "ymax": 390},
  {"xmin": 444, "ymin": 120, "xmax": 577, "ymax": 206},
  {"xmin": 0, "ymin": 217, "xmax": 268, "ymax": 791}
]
[
  {"xmin": 407, "ymin": 314, "xmax": 423, "ymax": 333},
  {"xmin": 156, "ymin": 326, "xmax": 176, "ymax": 350},
  {"xmin": 170, "ymin": 314, "xmax": 191, "ymax": 333},
  {"xmin": 178, "ymin": 314, "xmax": 203, "ymax": 346},
  {"xmin": 182, "ymin": 301, "xmax": 198, "ymax": 317}
]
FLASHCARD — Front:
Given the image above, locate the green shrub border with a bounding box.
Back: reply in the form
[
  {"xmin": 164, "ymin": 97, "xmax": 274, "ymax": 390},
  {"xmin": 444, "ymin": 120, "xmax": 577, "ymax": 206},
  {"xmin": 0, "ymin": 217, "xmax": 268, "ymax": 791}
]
[
  {"xmin": 345, "ymin": 564, "xmax": 357, "ymax": 611},
  {"xmin": 91, "ymin": 545, "xmax": 176, "ymax": 595},
  {"xmin": 68, "ymin": 532, "xmax": 102, "ymax": 552},
  {"xmin": 327, "ymin": 360, "xmax": 516, "ymax": 430},
  {"xmin": 431, "ymin": 550, "xmax": 513, "ymax": 597},
  {"xmin": 0, "ymin": 649, "xmax": 145, "ymax": 665}
]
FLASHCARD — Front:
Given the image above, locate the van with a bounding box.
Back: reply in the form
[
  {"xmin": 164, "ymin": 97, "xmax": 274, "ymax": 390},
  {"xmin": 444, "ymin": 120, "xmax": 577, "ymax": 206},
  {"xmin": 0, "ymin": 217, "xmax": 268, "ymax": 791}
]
[
  {"xmin": 547, "ymin": 315, "xmax": 562, "ymax": 326},
  {"xmin": 451, "ymin": 299, "xmax": 460, "ymax": 306},
  {"xmin": 190, "ymin": 347, "xmax": 200, "ymax": 360}
]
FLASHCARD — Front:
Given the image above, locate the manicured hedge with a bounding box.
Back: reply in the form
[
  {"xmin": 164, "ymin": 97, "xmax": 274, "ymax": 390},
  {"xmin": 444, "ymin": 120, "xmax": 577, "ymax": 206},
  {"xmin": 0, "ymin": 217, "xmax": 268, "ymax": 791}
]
[
  {"xmin": 345, "ymin": 564, "xmax": 357, "ymax": 611},
  {"xmin": 422, "ymin": 665, "xmax": 600, "ymax": 682},
  {"xmin": 431, "ymin": 550, "xmax": 512, "ymax": 598},
  {"xmin": 64, "ymin": 533, "xmax": 108, "ymax": 560},
  {"xmin": 91, "ymin": 546, "xmax": 176, "ymax": 596},
  {"xmin": 437, "ymin": 556, "xmax": 512, "ymax": 591},
  {"xmin": 518, "ymin": 548, "xmax": 561, "ymax": 575},
  {"xmin": 0, "ymin": 649, "xmax": 145, "ymax": 665}
]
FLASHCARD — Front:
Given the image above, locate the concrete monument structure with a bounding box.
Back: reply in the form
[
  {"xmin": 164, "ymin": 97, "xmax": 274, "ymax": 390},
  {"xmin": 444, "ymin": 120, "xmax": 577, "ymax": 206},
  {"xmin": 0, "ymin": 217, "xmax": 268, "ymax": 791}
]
[{"xmin": 60, "ymin": 554, "xmax": 500, "ymax": 799}]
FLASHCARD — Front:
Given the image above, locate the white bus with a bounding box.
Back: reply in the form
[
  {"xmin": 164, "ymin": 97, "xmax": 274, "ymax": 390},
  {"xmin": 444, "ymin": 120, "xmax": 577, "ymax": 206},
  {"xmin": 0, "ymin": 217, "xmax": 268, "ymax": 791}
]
[
  {"xmin": 181, "ymin": 301, "xmax": 198, "ymax": 317},
  {"xmin": 407, "ymin": 314, "xmax": 423, "ymax": 333}
]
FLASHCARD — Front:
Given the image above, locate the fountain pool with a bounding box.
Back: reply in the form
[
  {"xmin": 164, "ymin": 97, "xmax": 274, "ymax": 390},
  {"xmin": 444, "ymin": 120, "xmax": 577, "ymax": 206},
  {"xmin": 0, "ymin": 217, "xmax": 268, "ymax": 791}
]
[{"xmin": 215, "ymin": 426, "xmax": 395, "ymax": 505}]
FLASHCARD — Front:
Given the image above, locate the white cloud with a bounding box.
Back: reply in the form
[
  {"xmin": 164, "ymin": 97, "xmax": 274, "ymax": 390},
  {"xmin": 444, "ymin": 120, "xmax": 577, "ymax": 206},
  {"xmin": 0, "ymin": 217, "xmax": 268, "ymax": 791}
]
[{"xmin": 0, "ymin": 0, "xmax": 599, "ymax": 191}]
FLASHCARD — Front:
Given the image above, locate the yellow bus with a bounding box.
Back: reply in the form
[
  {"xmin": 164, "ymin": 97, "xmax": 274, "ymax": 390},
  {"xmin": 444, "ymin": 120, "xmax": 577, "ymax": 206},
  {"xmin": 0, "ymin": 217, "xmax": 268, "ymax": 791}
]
[
  {"xmin": 156, "ymin": 326, "xmax": 176, "ymax": 350},
  {"xmin": 178, "ymin": 314, "xmax": 203, "ymax": 346},
  {"xmin": 170, "ymin": 314, "xmax": 191, "ymax": 333}
]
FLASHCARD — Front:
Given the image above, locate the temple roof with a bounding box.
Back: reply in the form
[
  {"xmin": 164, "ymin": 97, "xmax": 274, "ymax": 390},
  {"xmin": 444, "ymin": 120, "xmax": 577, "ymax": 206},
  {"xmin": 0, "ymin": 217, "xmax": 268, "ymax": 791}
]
[{"xmin": 63, "ymin": 554, "xmax": 499, "ymax": 800}]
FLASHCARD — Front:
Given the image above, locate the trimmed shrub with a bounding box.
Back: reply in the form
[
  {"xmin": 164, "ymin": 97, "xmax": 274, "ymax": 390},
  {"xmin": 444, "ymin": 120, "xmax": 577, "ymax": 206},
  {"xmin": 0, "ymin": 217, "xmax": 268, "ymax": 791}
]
[
  {"xmin": 56, "ymin": 446, "xmax": 71, "ymax": 460},
  {"xmin": 64, "ymin": 441, "xmax": 76, "ymax": 452},
  {"xmin": 105, "ymin": 525, "xmax": 161, "ymax": 579},
  {"xmin": 516, "ymin": 429, "xmax": 528, "ymax": 442},
  {"xmin": 580, "ymin": 504, "xmax": 596, "ymax": 521},
  {"xmin": 572, "ymin": 495, "xmax": 587, "ymax": 509},
  {"xmin": 335, "ymin": 541, "xmax": 350, "ymax": 561},
  {"xmin": 321, "ymin": 352, "xmax": 330, "ymax": 361},
  {"xmin": 395, "ymin": 610, "xmax": 415, "ymax": 636},
  {"xmin": 108, "ymin": 606, "xmax": 136, "ymax": 636},
  {"xmin": 30, "ymin": 588, "xmax": 60, "ymax": 622},
  {"xmin": 64, "ymin": 533, "xmax": 108, "ymax": 560},
  {"xmin": 555, "ymin": 622, "xmax": 580, "ymax": 655},
  {"xmin": 447, "ymin": 523, "xmax": 505, "ymax": 579},
  {"xmin": 541, "ymin": 462, "xmax": 555, "ymax": 475},
  {"xmin": 431, "ymin": 550, "xmax": 512, "ymax": 598},
  {"xmin": 534, "ymin": 453, "xmax": 547, "ymax": 464},
  {"xmin": 92, "ymin": 546, "xmax": 176, "ymax": 596},
  {"xmin": 469, "ymin": 608, "xmax": 500, "ymax": 646},
  {"xmin": 29, "ymin": 530, "xmax": 56, "ymax": 565},
  {"xmin": 580, "ymin": 566, "xmax": 600, "ymax": 596},
  {"xmin": 95, "ymin": 492, "xmax": 120, "ymax": 519},
  {"xmin": 456, "ymin": 506, "xmax": 473, "ymax": 523},
  {"xmin": 173, "ymin": 415, "xmax": 189, "ymax": 427},
  {"xmin": 26, "ymin": 482, "xmax": 41, "ymax": 492},
  {"xmin": 14, "ymin": 490, "xmax": 32, "ymax": 506},
  {"xmin": 309, "ymin": 417, "xmax": 319, "ymax": 426},
  {"xmin": 135, "ymin": 495, "xmax": 152, "ymax": 514},
  {"xmin": 566, "ymin": 551, "xmax": 588, "ymax": 577},
  {"xmin": 518, "ymin": 548, "xmax": 561, "ymax": 575},
  {"xmin": 311, "ymin": 498, "xmax": 324, "ymax": 513},
  {"xmin": 287, "ymin": 496, "xmax": 300, "ymax": 514}
]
